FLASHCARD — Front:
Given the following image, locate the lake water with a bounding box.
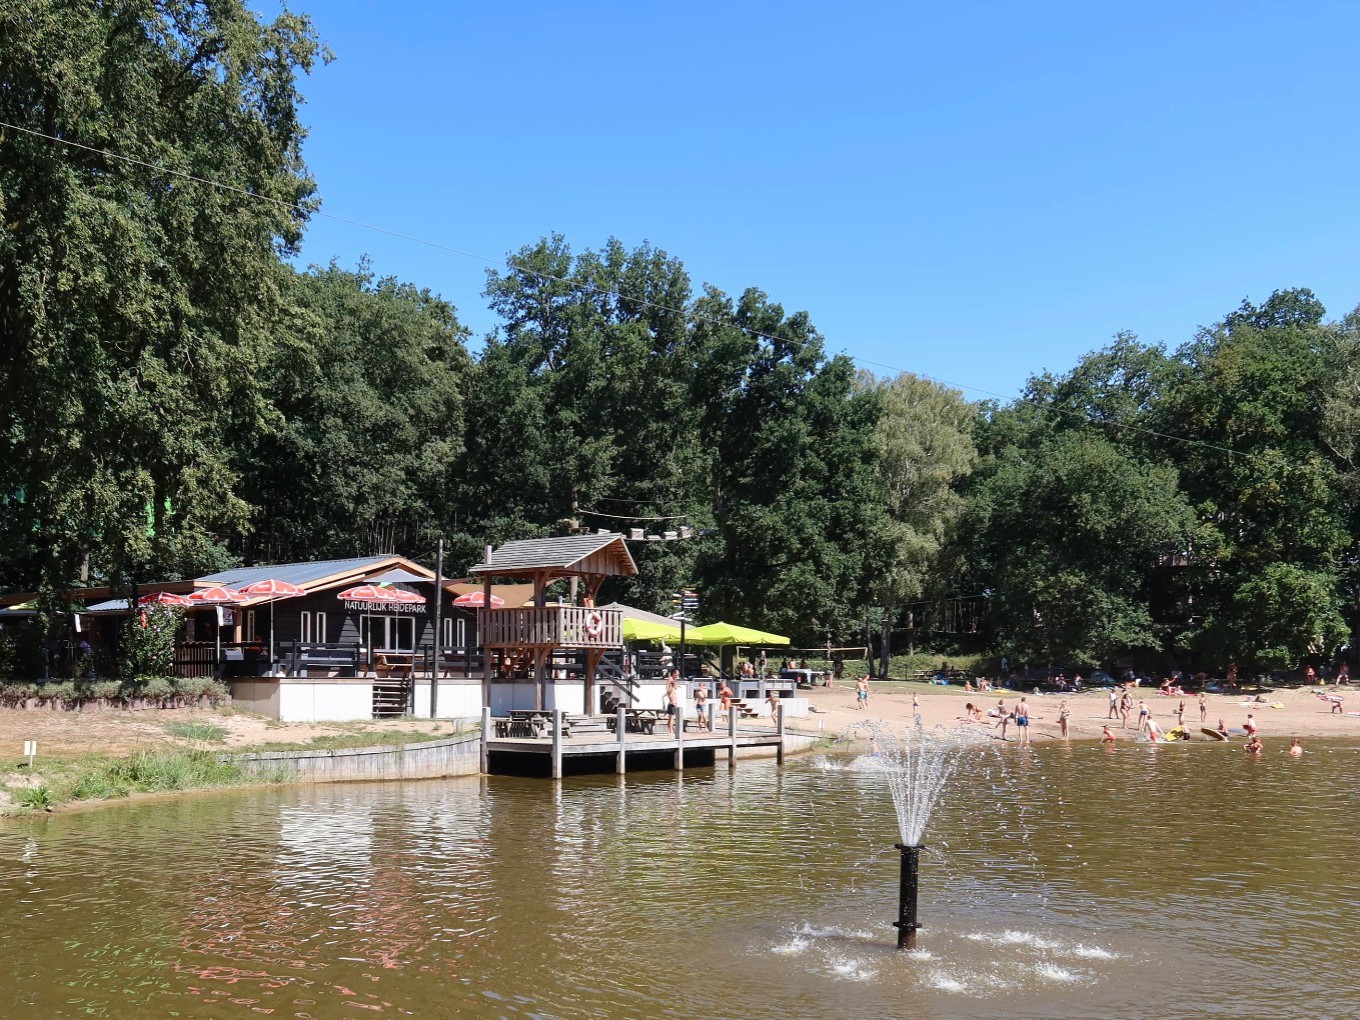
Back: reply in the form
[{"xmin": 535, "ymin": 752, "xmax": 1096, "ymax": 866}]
[{"xmin": 2, "ymin": 738, "xmax": 1357, "ymax": 1019}]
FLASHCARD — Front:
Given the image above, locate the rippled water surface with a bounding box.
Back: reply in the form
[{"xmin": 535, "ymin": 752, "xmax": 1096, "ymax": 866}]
[{"xmin": 3, "ymin": 739, "xmax": 1358, "ymax": 1019}]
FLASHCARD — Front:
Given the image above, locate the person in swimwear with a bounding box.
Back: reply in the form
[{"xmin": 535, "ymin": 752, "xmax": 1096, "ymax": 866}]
[
  {"xmin": 1058, "ymin": 699, "xmax": 1070, "ymax": 740},
  {"xmin": 1100, "ymin": 725, "xmax": 1116, "ymax": 743},
  {"xmin": 1244, "ymin": 735, "xmax": 1263, "ymax": 755},
  {"xmin": 1289, "ymin": 738, "xmax": 1304, "ymax": 757},
  {"xmin": 1014, "ymin": 696, "xmax": 1031, "ymax": 746}
]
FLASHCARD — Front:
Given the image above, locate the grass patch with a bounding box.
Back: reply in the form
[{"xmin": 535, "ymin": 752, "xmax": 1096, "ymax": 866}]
[
  {"xmin": 164, "ymin": 721, "xmax": 228, "ymax": 743},
  {"xmin": 241, "ymin": 726, "xmax": 461, "ymax": 754},
  {"xmin": 62, "ymin": 749, "xmax": 259, "ymax": 801}
]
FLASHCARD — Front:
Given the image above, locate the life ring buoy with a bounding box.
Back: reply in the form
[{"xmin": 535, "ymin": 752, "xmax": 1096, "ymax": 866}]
[{"xmin": 585, "ymin": 610, "xmax": 604, "ymax": 638}]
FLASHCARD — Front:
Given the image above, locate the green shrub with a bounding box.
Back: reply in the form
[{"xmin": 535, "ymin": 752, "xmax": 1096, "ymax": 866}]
[
  {"xmin": 15, "ymin": 785, "xmax": 54, "ymax": 811},
  {"xmin": 119, "ymin": 606, "xmax": 183, "ymax": 680}
]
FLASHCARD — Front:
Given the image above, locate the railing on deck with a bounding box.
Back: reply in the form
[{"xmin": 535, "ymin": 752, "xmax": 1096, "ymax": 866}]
[{"xmin": 478, "ymin": 606, "xmax": 622, "ymax": 648}]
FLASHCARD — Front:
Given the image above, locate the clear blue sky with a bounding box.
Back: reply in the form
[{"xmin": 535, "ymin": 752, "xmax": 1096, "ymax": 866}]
[{"xmin": 270, "ymin": 0, "xmax": 1360, "ymax": 399}]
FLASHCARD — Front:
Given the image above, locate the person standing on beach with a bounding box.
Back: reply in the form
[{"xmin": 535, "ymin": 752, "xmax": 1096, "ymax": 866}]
[
  {"xmin": 1176, "ymin": 699, "xmax": 1186, "ymax": 729},
  {"xmin": 1108, "ymin": 688, "xmax": 1119, "ymax": 719},
  {"xmin": 1014, "ymin": 697, "xmax": 1031, "ymax": 746},
  {"xmin": 1244, "ymin": 713, "xmax": 1258, "ymax": 737},
  {"xmin": 1137, "ymin": 700, "xmax": 1150, "ymax": 734},
  {"xmin": 1199, "ymin": 693, "xmax": 1208, "ymax": 725},
  {"xmin": 1058, "ymin": 700, "xmax": 1070, "ymax": 740},
  {"xmin": 1119, "ymin": 690, "xmax": 1133, "ymax": 728},
  {"xmin": 855, "ymin": 675, "xmax": 869, "ymax": 710}
]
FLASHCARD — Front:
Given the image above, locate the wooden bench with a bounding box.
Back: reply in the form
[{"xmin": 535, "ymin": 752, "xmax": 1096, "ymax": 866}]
[{"xmin": 288, "ymin": 642, "xmax": 359, "ymax": 678}]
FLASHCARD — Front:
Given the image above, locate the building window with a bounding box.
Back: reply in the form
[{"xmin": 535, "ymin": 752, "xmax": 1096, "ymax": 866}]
[
  {"xmin": 244, "ymin": 610, "xmax": 256, "ymax": 642},
  {"xmin": 457, "ymin": 618, "xmax": 466, "ymax": 649},
  {"xmin": 314, "ymin": 612, "xmax": 326, "ymax": 643}
]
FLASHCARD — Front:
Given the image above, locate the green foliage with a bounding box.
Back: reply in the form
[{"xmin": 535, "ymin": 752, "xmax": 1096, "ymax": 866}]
[
  {"xmin": 119, "ymin": 607, "xmax": 183, "ymax": 680},
  {"xmin": 163, "ymin": 721, "xmax": 228, "ymax": 743},
  {"xmin": 0, "ymin": 0, "xmax": 328, "ymax": 592},
  {"xmin": 64, "ymin": 749, "xmax": 252, "ymax": 802},
  {"xmin": 15, "ymin": 785, "xmax": 53, "ymax": 811}
]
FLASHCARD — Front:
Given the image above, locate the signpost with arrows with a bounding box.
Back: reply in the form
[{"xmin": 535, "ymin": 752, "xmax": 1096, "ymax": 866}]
[{"xmin": 670, "ymin": 590, "xmax": 700, "ymax": 678}]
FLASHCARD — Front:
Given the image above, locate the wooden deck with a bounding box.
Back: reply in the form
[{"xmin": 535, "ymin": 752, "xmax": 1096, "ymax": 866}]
[{"xmin": 479, "ymin": 708, "xmax": 788, "ymax": 777}]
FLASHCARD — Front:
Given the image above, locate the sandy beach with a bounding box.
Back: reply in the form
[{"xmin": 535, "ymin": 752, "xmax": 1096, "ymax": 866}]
[{"xmin": 796, "ymin": 679, "xmax": 1360, "ymax": 744}]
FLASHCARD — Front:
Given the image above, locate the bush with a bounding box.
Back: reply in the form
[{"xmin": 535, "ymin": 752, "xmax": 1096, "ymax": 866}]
[
  {"xmin": 15, "ymin": 785, "xmax": 54, "ymax": 811},
  {"xmin": 119, "ymin": 606, "xmax": 184, "ymax": 680},
  {"xmin": 0, "ymin": 676, "xmax": 228, "ymax": 706}
]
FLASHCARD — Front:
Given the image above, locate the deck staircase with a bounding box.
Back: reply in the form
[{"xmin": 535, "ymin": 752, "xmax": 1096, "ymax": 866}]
[{"xmin": 372, "ymin": 679, "xmax": 410, "ymax": 718}]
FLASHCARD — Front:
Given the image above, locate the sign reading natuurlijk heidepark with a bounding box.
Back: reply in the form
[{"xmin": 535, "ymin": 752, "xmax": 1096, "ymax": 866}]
[{"xmin": 343, "ymin": 601, "xmax": 426, "ymax": 614}]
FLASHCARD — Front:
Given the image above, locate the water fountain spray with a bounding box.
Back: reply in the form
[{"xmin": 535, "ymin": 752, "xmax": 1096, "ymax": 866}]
[{"xmin": 854, "ymin": 721, "xmax": 987, "ymax": 950}]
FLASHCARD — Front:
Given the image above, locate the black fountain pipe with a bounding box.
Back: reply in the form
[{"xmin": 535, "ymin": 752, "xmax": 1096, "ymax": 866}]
[{"xmin": 892, "ymin": 843, "xmax": 923, "ymax": 950}]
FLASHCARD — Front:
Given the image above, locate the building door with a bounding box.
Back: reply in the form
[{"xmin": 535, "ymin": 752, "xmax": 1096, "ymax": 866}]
[{"xmin": 363, "ymin": 615, "xmax": 416, "ymax": 651}]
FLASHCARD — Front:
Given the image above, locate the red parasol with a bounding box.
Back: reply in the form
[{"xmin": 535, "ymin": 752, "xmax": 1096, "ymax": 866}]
[
  {"xmin": 187, "ymin": 585, "xmax": 248, "ymax": 604},
  {"xmin": 138, "ymin": 592, "xmax": 193, "ymax": 607},
  {"xmin": 235, "ymin": 579, "xmax": 308, "ymax": 667},
  {"xmin": 452, "ymin": 591, "xmax": 505, "ymax": 607},
  {"xmin": 187, "ymin": 586, "xmax": 247, "ymax": 663}
]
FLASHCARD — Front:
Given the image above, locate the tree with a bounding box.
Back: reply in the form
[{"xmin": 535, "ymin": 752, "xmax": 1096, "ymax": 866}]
[
  {"xmin": 962, "ymin": 429, "xmax": 1194, "ymax": 667},
  {"xmin": 0, "ymin": 1, "xmax": 327, "ymax": 592},
  {"xmin": 691, "ymin": 286, "xmax": 891, "ymax": 641},
  {"xmin": 236, "ymin": 260, "xmax": 471, "ymax": 562},
  {"xmin": 860, "ymin": 371, "xmax": 977, "ymax": 665}
]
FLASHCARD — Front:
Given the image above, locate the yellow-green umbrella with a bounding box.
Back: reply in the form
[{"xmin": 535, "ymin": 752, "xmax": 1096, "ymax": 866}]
[
  {"xmin": 684, "ymin": 621, "xmax": 790, "ymax": 646},
  {"xmin": 622, "ymin": 617, "xmax": 683, "ymax": 643}
]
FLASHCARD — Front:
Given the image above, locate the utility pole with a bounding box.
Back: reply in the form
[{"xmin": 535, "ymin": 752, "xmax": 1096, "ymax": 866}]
[{"xmin": 430, "ymin": 537, "xmax": 443, "ymax": 718}]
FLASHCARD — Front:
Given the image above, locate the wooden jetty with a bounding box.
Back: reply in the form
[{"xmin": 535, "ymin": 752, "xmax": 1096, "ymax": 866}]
[{"xmin": 481, "ymin": 705, "xmax": 790, "ymax": 778}]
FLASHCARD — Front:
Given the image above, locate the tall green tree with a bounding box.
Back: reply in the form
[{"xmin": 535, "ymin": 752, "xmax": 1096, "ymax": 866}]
[
  {"xmin": 237, "ymin": 260, "xmax": 471, "ymax": 562},
  {"xmin": 863, "ymin": 371, "xmax": 977, "ymax": 661},
  {"xmin": 0, "ymin": 0, "xmax": 327, "ymax": 591},
  {"xmin": 691, "ymin": 286, "xmax": 890, "ymax": 641},
  {"xmin": 1161, "ymin": 289, "xmax": 1350, "ymax": 669}
]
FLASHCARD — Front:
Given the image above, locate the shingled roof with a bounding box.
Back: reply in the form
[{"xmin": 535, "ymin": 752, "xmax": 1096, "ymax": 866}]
[{"xmin": 470, "ymin": 533, "xmax": 637, "ymax": 578}]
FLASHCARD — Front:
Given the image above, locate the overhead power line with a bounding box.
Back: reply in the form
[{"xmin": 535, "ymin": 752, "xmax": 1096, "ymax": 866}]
[{"xmin": 0, "ymin": 118, "xmax": 1265, "ymax": 464}]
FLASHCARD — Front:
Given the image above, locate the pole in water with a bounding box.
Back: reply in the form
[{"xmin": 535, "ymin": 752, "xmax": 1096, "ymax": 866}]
[{"xmin": 893, "ymin": 842, "xmax": 923, "ymax": 950}]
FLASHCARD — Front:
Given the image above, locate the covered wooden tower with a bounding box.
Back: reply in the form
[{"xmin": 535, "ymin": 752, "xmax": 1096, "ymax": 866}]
[{"xmin": 470, "ymin": 533, "xmax": 636, "ymax": 712}]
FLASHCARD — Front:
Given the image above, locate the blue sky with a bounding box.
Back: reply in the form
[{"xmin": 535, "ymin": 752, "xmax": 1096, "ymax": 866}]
[{"xmin": 272, "ymin": 1, "xmax": 1360, "ymax": 399}]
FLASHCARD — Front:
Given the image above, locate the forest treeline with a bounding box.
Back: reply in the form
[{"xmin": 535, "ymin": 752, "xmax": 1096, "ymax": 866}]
[{"xmin": 2, "ymin": 2, "xmax": 1357, "ymax": 672}]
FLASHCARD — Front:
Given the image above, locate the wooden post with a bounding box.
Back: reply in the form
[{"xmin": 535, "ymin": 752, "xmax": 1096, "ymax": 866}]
[
  {"xmin": 481, "ymin": 706, "xmax": 491, "ymax": 775},
  {"xmin": 551, "ymin": 708, "xmax": 563, "ymax": 780},
  {"xmin": 728, "ymin": 699, "xmax": 737, "ymax": 768},
  {"xmin": 707, "ymin": 701, "xmax": 715, "ymax": 734},
  {"xmin": 777, "ymin": 703, "xmax": 786, "ymax": 765},
  {"xmin": 616, "ymin": 706, "xmax": 627, "ymax": 775},
  {"xmin": 430, "ymin": 537, "xmax": 443, "ymax": 717},
  {"xmin": 674, "ymin": 705, "xmax": 684, "ymax": 771}
]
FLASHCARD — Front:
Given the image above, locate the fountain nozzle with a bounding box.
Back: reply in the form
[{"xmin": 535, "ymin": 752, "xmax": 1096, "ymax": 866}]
[{"xmin": 892, "ymin": 842, "xmax": 924, "ymax": 950}]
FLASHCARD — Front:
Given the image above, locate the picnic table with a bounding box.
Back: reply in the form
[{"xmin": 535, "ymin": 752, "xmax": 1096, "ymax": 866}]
[
  {"xmin": 373, "ymin": 652, "xmax": 413, "ymax": 679},
  {"xmin": 494, "ymin": 710, "xmax": 572, "ymax": 739},
  {"xmin": 607, "ymin": 708, "xmax": 660, "ymax": 735}
]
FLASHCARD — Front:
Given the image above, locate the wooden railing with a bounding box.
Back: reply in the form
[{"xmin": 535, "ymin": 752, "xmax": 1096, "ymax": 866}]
[{"xmin": 478, "ymin": 606, "xmax": 622, "ymax": 648}]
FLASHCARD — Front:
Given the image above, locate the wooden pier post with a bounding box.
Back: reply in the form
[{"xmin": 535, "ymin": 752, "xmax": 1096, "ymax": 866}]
[
  {"xmin": 616, "ymin": 706, "xmax": 627, "ymax": 775},
  {"xmin": 481, "ymin": 706, "xmax": 491, "ymax": 774},
  {"xmin": 551, "ymin": 708, "xmax": 563, "ymax": 780},
  {"xmin": 728, "ymin": 699, "xmax": 738, "ymax": 768},
  {"xmin": 776, "ymin": 703, "xmax": 786, "ymax": 765},
  {"xmin": 674, "ymin": 706, "xmax": 685, "ymax": 771}
]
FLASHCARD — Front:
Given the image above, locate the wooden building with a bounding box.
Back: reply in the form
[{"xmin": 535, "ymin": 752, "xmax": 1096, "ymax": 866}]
[{"xmin": 470, "ymin": 533, "xmax": 635, "ymax": 715}]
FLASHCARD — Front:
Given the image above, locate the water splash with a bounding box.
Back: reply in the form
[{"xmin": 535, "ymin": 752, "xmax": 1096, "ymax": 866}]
[{"xmin": 850, "ymin": 720, "xmax": 992, "ymax": 845}]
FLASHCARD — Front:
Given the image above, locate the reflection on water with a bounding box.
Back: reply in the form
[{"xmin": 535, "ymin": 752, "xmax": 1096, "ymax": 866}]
[{"xmin": 2, "ymin": 741, "xmax": 1358, "ymax": 1018}]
